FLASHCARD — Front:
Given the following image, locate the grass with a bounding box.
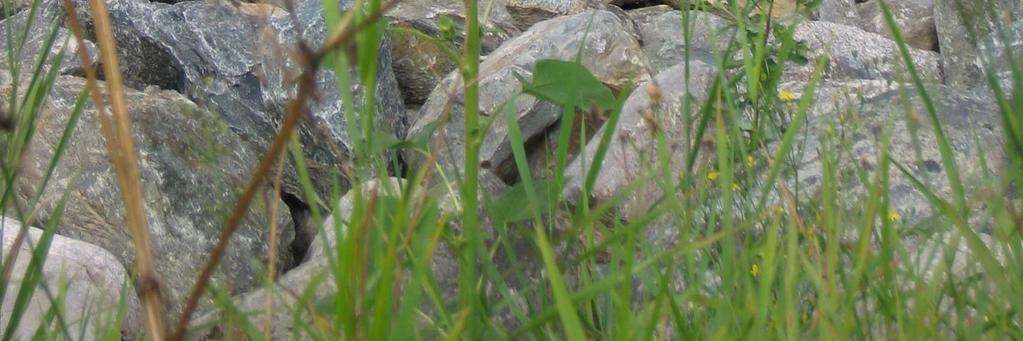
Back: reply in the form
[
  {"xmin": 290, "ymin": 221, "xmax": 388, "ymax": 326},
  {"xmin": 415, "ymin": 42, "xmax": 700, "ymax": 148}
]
[{"xmin": 1, "ymin": 0, "xmax": 1022, "ymax": 339}]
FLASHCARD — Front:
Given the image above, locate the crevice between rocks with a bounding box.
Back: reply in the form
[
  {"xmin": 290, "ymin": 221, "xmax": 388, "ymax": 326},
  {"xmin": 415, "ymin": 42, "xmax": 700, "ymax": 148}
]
[{"xmin": 280, "ymin": 191, "xmax": 314, "ymax": 272}]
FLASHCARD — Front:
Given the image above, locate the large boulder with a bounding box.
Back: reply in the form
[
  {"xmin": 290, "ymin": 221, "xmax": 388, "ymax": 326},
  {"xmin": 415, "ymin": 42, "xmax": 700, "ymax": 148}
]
[
  {"xmin": 935, "ymin": 0, "xmax": 1023, "ymax": 91},
  {"xmin": 503, "ymin": 0, "xmax": 605, "ymax": 31},
  {"xmin": 564, "ymin": 61, "xmax": 719, "ymax": 220},
  {"xmin": 4, "ymin": 76, "xmax": 294, "ymax": 313},
  {"xmin": 387, "ymin": 0, "xmax": 520, "ymax": 106},
  {"xmin": 857, "ymin": 0, "xmax": 938, "ymax": 51},
  {"xmin": 1, "ymin": 217, "xmax": 141, "ymax": 340},
  {"xmin": 787, "ymin": 20, "xmax": 942, "ymax": 83},
  {"xmin": 75, "ymin": 0, "xmax": 406, "ymax": 202},
  {"xmin": 812, "ymin": 0, "xmax": 861, "ymax": 27},
  {"xmin": 407, "ymin": 9, "xmax": 651, "ymax": 191},
  {"xmin": 629, "ymin": 6, "xmax": 732, "ymax": 71},
  {"xmin": 776, "ymin": 80, "xmax": 1005, "ymax": 227}
]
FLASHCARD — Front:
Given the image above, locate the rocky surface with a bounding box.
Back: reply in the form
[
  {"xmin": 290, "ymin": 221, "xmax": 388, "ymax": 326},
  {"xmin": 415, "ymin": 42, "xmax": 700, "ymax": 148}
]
[
  {"xmin": 1, "ymin": 217, "xmax": 141, "ymax": 340},
  {"xmin": 629, "ymin": 6, "xmax": 731, "ymax": 71},
  {"xmin": 73, "ymin": 0, "xmax": 406, "ymax": 202},
  {"xmin": 0, "ymin": 1, "xmax": 98, "ymax": 78},
  {"xmin": 407, "ymin": 9, "xmax": 650, "ymax": 190},
  {"xmin": 387, "ymin": 0, "xmax": 520, "ymax": 106},
  {"xmin": 935, "ymin": 0, "xmax": 1023, "ymax": 91},
  {"xmin": 4, "ymin": 76, "xmax": 294, "ymax": 313},
  {"xmin": 787, "ymin": 20, "xmax": 942, "ymax": 83},
  {"xmin": 564, "ymin": 61, "xmax": 718, "ymax": 220},
  {"xmin": 857, "ymin": 0, "xmax": 938, "ymax": 51},
  {"xmin": 813, "ymin": 0, "xmax": 861, "ymax": 27}
]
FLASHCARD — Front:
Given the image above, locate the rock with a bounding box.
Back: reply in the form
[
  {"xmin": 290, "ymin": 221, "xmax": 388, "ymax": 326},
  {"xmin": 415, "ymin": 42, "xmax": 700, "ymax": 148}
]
[
  {"xmin": 0, "ymin": 0, "xmax": 99, "ymax": 78},
  {"xmin": 1, "ymin": 217, "xmax": 141, "ymax": 340},
  {"xmin": 387, "ymin": 0, "xmax": 520, "ymax": 106},
  {"xmin": 701, "ymin": 0, "xmax": 799, "ymax": 19},
  {"xmin": 5, "ymin": 76, "xmax": 294, "ymax": 313},
  {"xmin": 564, "ymin": 61, "xmax": 719, "ymax": 220},
  {"xmin": 812, "ymin": 0, "xmax": 861, "ymax": 27},
  {"xmin": 777, "ymin": 79, "xmax": 1005, "ymax": 227},
  {"xmin": 188, "ymin": 178, "xmax": 464, "ymax": 339},
  {"xmin": 76, "ymin": 0, "xmax": 406, "ymax": 202},
  {"xmin": 857, "ymin": 0, "xmax": 938, "ymax": 51},
  {"xmin": 629, "ymin": 6, "xmax": 732, "ymax": 71},
  {"xmin": 504, "ymin": 0, "xmax": 604, "ymax": 31},
  {"xmin": 0, "ymin": 0, "xmax": 31, "ymax": 19},
  {"xmin": 407, "ymin": 10, "xmax": 650, "ymax": 191},
  {"xmin": 787, "ymin": 20, "xmax": 942, "ymax": 83},
  {"xmin": 935, "ymin": 0, "xmax": 1023, "ymax": 91}
]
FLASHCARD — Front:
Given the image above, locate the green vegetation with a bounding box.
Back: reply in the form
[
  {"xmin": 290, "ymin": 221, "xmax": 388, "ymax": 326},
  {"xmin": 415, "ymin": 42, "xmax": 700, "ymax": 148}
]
[{"xmin": 1, "ymin": 0, "xmax": 1022, "ymax": 339}]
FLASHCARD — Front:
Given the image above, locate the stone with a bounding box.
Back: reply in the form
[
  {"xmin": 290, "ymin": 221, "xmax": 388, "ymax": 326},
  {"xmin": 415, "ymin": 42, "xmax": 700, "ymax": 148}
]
[
  {"xmin": 563, "ymin": 61, "xmax": 719, "ymax": 220},
  {"xmin": 857, "ymin": 0, "xmax": 938, "ymax": 51},
  {"xmin": 776, "ymin": 79, "xmax": 1005, "ymax": 228},
  {"xmin": 188, "ymin": 178, "xmax": 463, "ymax": 340},
  {"xmin": 935, "ymin": 0, "xmax": 1023, "ymax": 91},
  {"xmin": 406, "ymin": 9, "xmax": 650, "ymax": 191},
  {"xmin": 503, "ymin": 0, "xmax": 604, "ymax": 31},
  {"xmin": 0, "ymin": 0, "xmax": 99, "ymax": 78},
  {"xmin": 5, "ymin": 76, "xmax": 294, "ymax": 313},
  {"xmin": 629, "ymin": 6, "xmax": 733, "ymax": 71},
  {"xmin": 387, "ymin": 0, "xmax": 520, "ymax": 106},
  {"xmin": 0, "ymin": 0, "xmax": 32, "ymax": 19},
  {"xmin": 1, "ymin": 217, "xmax": 141, "ymax": 340},
  {"xmin": 786, "ymin": 20, "xmax": 942, "ymax": 83},
  {"xmin": 812, "ymin": 0, "xmax": 861, "ymax": 27},
  {"xmin": 75, "ymin": 0, "xmax": 406, "ymax": 202}
]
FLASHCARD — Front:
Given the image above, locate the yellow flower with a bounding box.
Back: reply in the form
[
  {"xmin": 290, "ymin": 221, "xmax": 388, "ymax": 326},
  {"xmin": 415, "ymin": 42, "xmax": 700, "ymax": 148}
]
[
  {"xmin": 751, "ymin": 264, "xmax": 760, "ymax": 278},
  {"xmin": 707, "ymin": 170, "xmax": 720, "ymax": 182},
  {"xmin": 779, "ymin": 90, "xmax": 798, "ymax": 102},
  {"xmin": 746, "ymin": 155, "xmax": 755, "ymax": 169},
  {"xmin": 732, "ymin": 182, "xmax": 740, "ymax": 191},
  {"xmin": 887, "ymin": 210, "xmax": 901, "ymax": 222}
]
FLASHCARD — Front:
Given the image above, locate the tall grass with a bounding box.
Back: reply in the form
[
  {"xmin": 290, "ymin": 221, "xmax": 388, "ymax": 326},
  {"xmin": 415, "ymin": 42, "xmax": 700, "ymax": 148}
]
[{"xmin": 1, "ymin": 0, "xmax": 1022, "ymax": 339}]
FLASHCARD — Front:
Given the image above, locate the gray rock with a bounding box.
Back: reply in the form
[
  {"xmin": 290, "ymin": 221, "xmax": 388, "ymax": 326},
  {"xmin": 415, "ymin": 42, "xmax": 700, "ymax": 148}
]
[
  {"xmin": 0, "ymin": 0, "xmax": 31, "ymax": 19},
  {"xmin": 387, "ymin": 0, "xmax": 521, "ymax": 106},
  {"xmin": 5, "ymin": 76, "xmax": 294, "ymax": 313},
  {"xmin": 77, "ymin": 0, "xmax": 406, "ymax": 202},
  {"xmin": 407, "ymin": 10, "xmax": 650, "ymax": 191},
  {"xmin": 812, "ymin": 0, "xmax": 861, "ymax": 27},
  {"xmin": 776, "ymin": 79, "xmax": 1005, "ymax": 228},
  {"xmin": 504, "ymin": 0, "xmax": 604, "ymax": 31},
  {"xmin": 564, "ymin": 61, "xmax": 719, "ymax": 220},
  {"xmin": 629, "ymin": 6, "xmax": 733, "ymax": 71},
  {"xmin": 857, "ymin": 0, "xmax": 938, "ymax": 51},
  {"xmin": 0, "ymin": 1, "xmax": 99, "ymax": 78},
  {"xmin": 189, "ymin": 178, "xmax": 463, "ymax": 340},
  {"xmin": 1, "ymin": 217, "xmax": 141, "ymax": 340},
  {"xmin": 787, "ymin": 20, "xmax": 942, "ymax": 83},
  {"xmin": 935, "ymin": 0, "xmax": 1022, "ymax": 91}
]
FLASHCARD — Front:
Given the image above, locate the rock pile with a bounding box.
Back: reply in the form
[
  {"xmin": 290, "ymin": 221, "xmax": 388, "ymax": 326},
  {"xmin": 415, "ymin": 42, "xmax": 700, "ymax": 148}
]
[{"xmin": 0, "ymin": 0, "xmax": 1017, "ymax": 338}]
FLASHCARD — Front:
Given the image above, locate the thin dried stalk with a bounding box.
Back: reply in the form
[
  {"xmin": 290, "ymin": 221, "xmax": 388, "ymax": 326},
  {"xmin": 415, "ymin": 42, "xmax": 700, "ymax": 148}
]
[
  {"xmin": 60, "ymin": 0, "xmax": 168, "ymax": 338},
  {"xmin": 263, "ymin": 154, "xmax": 287, "ymax": 336}
]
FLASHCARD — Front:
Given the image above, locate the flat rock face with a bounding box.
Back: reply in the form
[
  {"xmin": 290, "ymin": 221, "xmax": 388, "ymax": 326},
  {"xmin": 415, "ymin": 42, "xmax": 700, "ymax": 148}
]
[
  {"xmin": 6, "ymin": 76, "xmax": 294, "ymax": 313},
  {"xmin": 813, "ymin": 0, "xmax": 861, "ymax": 27},
  {"xmin": 564, "ymin": 61, "xmax": 718, "ymax": 220},
  {"xmin": 75, "ymin": 0, "xmax": 406, "ymax": 201},
  {"xmin": 857, "ymin": 0, "xmax": 938, "ymax": 51},
  {"xmin": 1, "ymin": 217, "xmax": 141, "ymax": 340},
  {"xmin": 504, "ymin": 0, "xmax": 605, "ymax": 31},
  {"xmin": 629, "ymin": 7, "xmax": 732, "ymax": 71},
  {"xmin": 407, "ymin": 9, "xmax": 650, "ymax": 192},
  {"xmin": 935, "ymin": 0, "xmax": 1023, "ymax": 91},
  {"xmin": 787, "ymin": 20, "xmax": 942, "ymax": 83}
]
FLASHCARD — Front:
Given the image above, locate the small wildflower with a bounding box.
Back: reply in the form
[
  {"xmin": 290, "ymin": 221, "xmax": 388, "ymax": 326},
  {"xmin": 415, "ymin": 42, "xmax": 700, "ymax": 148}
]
[
  {"xmin": 707, "ymin": 170, "xmax": 720, "ymax": 182},
  {"xmin": 779, "ymin": 90, "xmax": 798, "ymax": 102},
  {"xmin": 732, "ymin": 182, "xmax": 740, "ymax": 192},
  {"xmin": 746, "ymin": 155, "xmax": 755, "ymax": 169},
  {"xmin": 750, "ymin": 264, "xmax": 760, "ymax": 278},
  {"xmin": 887, "ymin": 210, "xmax": 901, "ymax": 222}
]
